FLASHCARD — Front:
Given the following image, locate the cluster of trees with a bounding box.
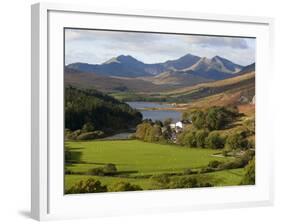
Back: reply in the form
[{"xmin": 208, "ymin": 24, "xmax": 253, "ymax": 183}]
[
  {"xmin": 135, "ymin": 118, "xmax": 174, "ymax": 143},
  {"xmin": 65, "ymin": 86, "xmax": 142, "ymax": 137},
  {"xmin": 65, "ymin": 178, "xmax": 142, "ymax": 194},
  {"xmin": 177, "ymin": 130, "xmax": 225, "ymax": 149},
  {"xmin": 199, "ymin": 150, "xmax": 255, "ymax": 174},
  {"xmin": 150, "ymin": 174, "xmax": 213, "ymax": 189},
  {"xmin": 178, "ymin": 106, "xmax": 255, "ymax": 151},
  {"xmin": 183, "ymin": 106, "xmax": 240, "ymax": 131},
  {"xmin": 177, "ymin": 128, "xmax": 254, "ymax": 151}
]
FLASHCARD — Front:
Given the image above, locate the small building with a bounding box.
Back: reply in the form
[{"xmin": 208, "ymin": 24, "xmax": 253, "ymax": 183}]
[
  {"xmin": 175, "ymin": 121, "xmax": 183, "ymax": 129},
  {"xmin": 170, "ymin": 123, "xmax": 176, "ymax": 129}
]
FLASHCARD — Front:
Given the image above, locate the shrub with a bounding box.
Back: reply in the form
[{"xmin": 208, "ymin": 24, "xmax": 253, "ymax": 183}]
[
  {"xmin": 226, "ymin": 133, "xmax": 248, "ymax": 150},
  {"xmin": 169, "ymin": 177, "xmax": 213, "ymax": 189},
  {"xmin": 128, "ymin": 133, "xmax": 136, "ymax": 139},
  {"xmin": 183, "ymin": 168, "xmax": 197, "ymax": 175},
  {"xmin": 88, "ymin": 167, "xmax": 105, "ymax": 176},
  {"xmin": 195, "ymin": 130, "xmax": 209, "ymax": 148},
  {"xmin": 192, "ymin": 111, "xmax": 206, "ymax": 129},
  {"xmin": 109, "ymin": 181, "xmax": 142, "ymax": 192},
  {"xmin": 184, "ymin": 131, "xmax": 197, "ymax": 147},
  {"xmin": 205, "ymin": 132, "xmax": 225, "ymax": 149},
  {"xmin": 65, "ymin": 178, "xmax": 107, "ymax": 194},
  {"xmin": 243, "ymin": 117, "xmax": 255, "ymax": 133},
  {"xmin": 163, "ymin": 118, "xmax": 173, "ymax": 127},
  {"xmin": 82, "ymin": 122, "xmax": 95, "ymax": 132},
  {"xmin": 76, "ymin": 130, "xmax": 105, "ymax": 140},
  {"xmin": 200, "ymin": 167, "xmax": 215, "ymax": 173},
  {"xmin": 218, "ymin": 150, "xmax": 255, "ymax": 170},
  {"xmin": 222, "ymin": 150, "xmax": 229, "ymax": 157},
  {"xmin": 150, "ymin": 174, "xmax": 171, "ymax": 189},
  {"xmin": 103, "ymin": 163, "xmax": 117, "ymax": 175},
  {"xmin": 65, "ymin": 129, "xmax": 82, "ymax": 140},
  {"xmin": 241, "ymin": 157, "xmax": 255, "ymax": 185},
  {"xmin": 247, "ymin": 138, "xmax": 255, "ymax": 149},
  {"xmin": 135, "ymin": 123, "xmax": 153, "ymax": 140},
  {"xmin": 170, "ymin": 177, "xmax": 199, "ymax": 188},
  {"xmin": 208, "ymin": 160, "xmax": 223, "ymax": 168},
  {"xmin": 89, "ymin": 164, "xmax": 118, "ymax": 176}
]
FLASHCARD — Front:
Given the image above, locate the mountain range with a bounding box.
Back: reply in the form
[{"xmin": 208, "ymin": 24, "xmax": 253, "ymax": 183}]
[
  {"xmin": 66, "ymin": 54, "xmax": 247, "ymax": 80},
  {"xmin": 65, "ymin": 53, "xmax": 255, "ymax": 94}
]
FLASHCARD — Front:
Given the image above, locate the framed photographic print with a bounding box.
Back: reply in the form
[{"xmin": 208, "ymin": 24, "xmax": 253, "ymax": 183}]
[{"xmin": 31, "ymin": 2, "xmax": 274, "ymax": 221}]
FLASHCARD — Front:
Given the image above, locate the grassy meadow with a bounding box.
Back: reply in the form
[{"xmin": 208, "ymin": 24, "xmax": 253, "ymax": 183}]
[{"xmin": 65, "ymin": 140, "xmax": 245, "ymax": 191}]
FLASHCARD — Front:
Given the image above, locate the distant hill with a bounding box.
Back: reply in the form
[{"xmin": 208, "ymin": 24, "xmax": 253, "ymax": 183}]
[
  {"xmin": 142, "ymin": 70, "xmax": 212, "ymax": 86},
  {"xmin": 163, "ymin": 66, "xmax": 255, "ymax": 105},
  {"xmin": 66, "ymin": 53, "xmax": 249, "ymax": 81},
  {"xmin": 65, "ymin": 86, "xmax": 142, "ymax": 132}
]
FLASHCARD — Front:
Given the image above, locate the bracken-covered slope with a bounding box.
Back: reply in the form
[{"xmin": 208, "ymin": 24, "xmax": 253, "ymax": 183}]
[{"xmin": 162, "ymin": 69, "xmax": 255, "ymax": 105}]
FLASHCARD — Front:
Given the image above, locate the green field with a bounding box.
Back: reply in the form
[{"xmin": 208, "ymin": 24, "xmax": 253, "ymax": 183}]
[{"xmin": 65, "ymin": 140, "xmax": 245, "ymax": 191}]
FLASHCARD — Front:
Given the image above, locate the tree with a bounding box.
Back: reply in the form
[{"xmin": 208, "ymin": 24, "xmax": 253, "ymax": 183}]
[
  {"xmin": 103, "ymin": 163, "xmax": 117, "ymax": 175},
  {"xmin": 195, "ymin": 130, "xmax": 209, "ymax": 148},
  {"xmin": 208, "ymin": 160, "xmax": 223, "ymax": 168},
  {"xmin": 184, "ymin": 131, "xmax": 197, "ymax": 147},
  {"xmin": 150, "ymin": 125, "xmax": 162, "ymax": 142},
  {"xmin": 241, "ymin": 157, "xmax": 255, "ymax": 185},
  {"xmin": 65, "ymin": 178, "xmax": 107, "ymax": 194},
  {"xmin": 109, "ymin": 181, "xmax": 142, "ymax": 192},
  {"xmin": 205, "ymin": 132, "xmax": 225, "ymax": 149},
  {"xmin": 65, "ymin": 86, "xmax": 142, "ymax": 133},
  {"xmin": 205, "ymin": 106, "xmax": 236, "ymax": 130},
  {"xmin": 163, "ymin": 118, "xmax": 173, "ymax": 127},
  {"xmin": 135, "ymin": 123, "xmax": 153, "ymax": 140},
  {"xmin": 162, "ymin": 126, "xmax": 172, "ymax": 141},
  {"xmin": 192, "ymin": 111, "xmax": 206, "ymax": 129},
  {"xmin": 82, "ymin": 122, "xmax": 95, "ymax": 132},
  {"xmin": 226, "ymin": 133, "xmax": 248, "ymax": 150}
]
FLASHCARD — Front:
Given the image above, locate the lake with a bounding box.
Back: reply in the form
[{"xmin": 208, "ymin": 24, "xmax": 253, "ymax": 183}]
[{"xmin": 127, "ymin": 101, "xmax": 182, "ymax": 122}]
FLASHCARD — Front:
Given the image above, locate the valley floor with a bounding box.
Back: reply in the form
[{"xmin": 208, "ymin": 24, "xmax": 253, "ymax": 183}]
[{"xmin": 65, "ymin": 140, "xmax": 246, "ymax": 192}]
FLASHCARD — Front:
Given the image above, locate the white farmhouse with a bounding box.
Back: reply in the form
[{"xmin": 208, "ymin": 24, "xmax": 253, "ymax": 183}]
[
  {"xmin": 175, "ymin": 121, "xmax": 183, "ymax": 129},
  {"xmin": 170, "ymin": 123, "xmax": 176, "ymax": 129}
]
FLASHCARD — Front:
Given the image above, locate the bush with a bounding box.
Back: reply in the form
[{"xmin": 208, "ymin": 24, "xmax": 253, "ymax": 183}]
[
  {"xmin": 65, "ymin": 129, "xmax": 82, "ymax": 140},
  {"xmin": 218, "ymin": 150, "xmax": 255, "ymax": 170},
  {"xmin": 226, "ymin": 133, "xmax": 248, "ymax": 150},
  {"xmin": 192, "ymin": 111, "xmax": 206, "ymax": 129},
  {"xmin": 88, "ymin": 167, "xmax": 105, "ymax": 176},
  {"xmin": 183, "ymin": 168, "xmax": 197, "ymax": 175},
  {"xmin": 65, "ymin": 178, "xmax": 107, "ymax": 194},
  {"xmin": 200, "ymin": 167, "xmax": 215, "ymax": 173},
  {"xmin": 128, "ymin": 133, "xmax": 136, "ymax": 139},
  {"xmin": 169, "ymin": 177, "xmax": 213, "ymax": 189},
  {"xmin": 208, "ymin": 160, "xmax": 223, "ymax": 168},
  {"xmin": 163, "ymin": 118, "xmax": 173, "ymax": 127},
  {"xmin": 170, "ymin": 177, "xmax": 199, "ymax": 188},
  {"xmin": 76, "ymin": 130, "xmax": 105, "ymax": 140},
  {"xmin": 89, "ymin": 163, "xmax": 118, "ymax": 176},
  {"xmin": 205, "ymin": 132, "xmax": 225, "ymax": 149},
  {"xmin": 103, "ymin": 163, "xmax": 117, "ymax": 175},
  {"xmin": 182, "ymin": 131, "xmax": 197, "ymax": 147},
  {"xmin": 150, "ymin": 174, "xmax": 171, "ymax": 189},
  {"xmin": 82, "ymin": 122, "xmax": 95, "ymax": 132},
  {"xmin": 109, "ymin": 181, "xmax": 142, "ymax": 192},
  {"xmin": 195, "ymin": 130, "xmax": 209, "ymax": 148},
  {"xmin": 222, "ymin": 150, "xmax": 229, "ymax": 157},
  {"xmin": 241, "ymin": 157, "xmax": 255, "ymax": 185}
]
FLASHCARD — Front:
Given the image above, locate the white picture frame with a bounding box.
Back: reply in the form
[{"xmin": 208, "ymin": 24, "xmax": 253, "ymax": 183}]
[{"xmin": 31, "ymin": 2, "xmax": 274, "ymax": 221}]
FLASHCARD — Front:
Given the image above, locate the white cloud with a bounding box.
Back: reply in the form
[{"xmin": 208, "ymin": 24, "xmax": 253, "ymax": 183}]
[
  {"xmin": 183, "ymin": 36, "xmax": 249, "ymax": 49},
  {"xmin": 65, "ymin": 29, "xmax": 255, "ymax": 66}
]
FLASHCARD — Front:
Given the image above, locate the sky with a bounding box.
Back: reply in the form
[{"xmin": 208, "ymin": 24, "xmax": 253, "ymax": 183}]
[{"xmin": 65, "ymin": 29, "xmax": 256, "ymax": 66}]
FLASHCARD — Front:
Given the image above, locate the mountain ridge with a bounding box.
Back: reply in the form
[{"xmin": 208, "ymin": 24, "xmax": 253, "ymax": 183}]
[{"xmin": 66, "ymin": 53, "xmax": 252, "ymax": 81}]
